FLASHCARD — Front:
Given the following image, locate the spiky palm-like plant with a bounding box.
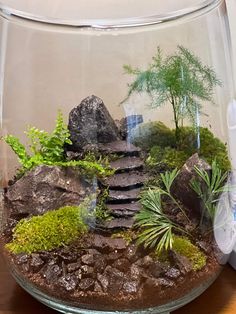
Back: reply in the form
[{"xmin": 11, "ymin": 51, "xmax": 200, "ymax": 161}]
[{"xmin": 135, "ymin": 169, "xmax": 189, "ymax": 253}]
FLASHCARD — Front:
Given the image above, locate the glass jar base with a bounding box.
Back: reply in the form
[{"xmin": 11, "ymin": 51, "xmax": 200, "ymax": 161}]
[{"xmin": 11, "ymin": 266, "xmax": 221, "ymax": 314}]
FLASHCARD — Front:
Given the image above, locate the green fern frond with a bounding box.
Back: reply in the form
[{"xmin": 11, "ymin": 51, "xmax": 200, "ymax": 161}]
[
  {"xmin": 3, "ymin": 111, "xmax": 112, "ymax": 177},
  {"xmin": 3, "ymin": 135, "xmax": 30, "ymax": 166}
]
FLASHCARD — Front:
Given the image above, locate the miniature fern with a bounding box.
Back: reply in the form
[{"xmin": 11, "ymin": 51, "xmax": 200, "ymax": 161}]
[
  {"xmin": 26, "ymin": 111, "xmax": 72, "ymax": 162},
  {"xmin": 4, "ymin": 135, "xmax": 30, "ymax": 165},
  {"xmin": 3, "ymin": 112, "xmax": 112, "ymax": 177}
]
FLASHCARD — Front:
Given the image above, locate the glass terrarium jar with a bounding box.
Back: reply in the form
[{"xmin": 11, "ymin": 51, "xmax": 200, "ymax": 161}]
[{"xmin": 0, "ymin": 0, "xmax": 236, "ymax": 313}]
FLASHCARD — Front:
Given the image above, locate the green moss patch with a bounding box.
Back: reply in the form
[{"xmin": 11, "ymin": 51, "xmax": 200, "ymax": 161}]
[
  {"xmin": 172, "ymin": 236, "xmax": 207, "ymax": 271},
  {"xmin": 6, "ymin": 204, "xmax": 89, "ymax": 254},
  {"xmin": 144, "ymin": 123, "xmax": 230, "ymax": 172},
  {"xmin": 111, "ymin": 230, "xmax": 137, "ymax": 245},
  {"xmin": 130, "ymin": 121, "xmax": 175, "ymax": 151},
  {"xmin": 147, "ymin": 146, "xmax": 189, "ymax": 171},
  {"xmin": 179, "ymin": 127, "xmax": 230, "ymax": 172}
]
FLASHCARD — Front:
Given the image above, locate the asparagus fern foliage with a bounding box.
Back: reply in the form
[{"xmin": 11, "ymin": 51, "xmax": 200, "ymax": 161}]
[{"xmin": 123, "ymin": 46, "xmax": 221, "ymax": 145}]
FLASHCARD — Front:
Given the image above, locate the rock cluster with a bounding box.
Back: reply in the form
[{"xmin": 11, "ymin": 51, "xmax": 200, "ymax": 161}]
[
  {"xmin": 66, "ymin": 96, "xmax": 147, "ymax": 231},
  {"xmin": 13, "ymin": 234, "xmax": 199, "ymax": 297}
]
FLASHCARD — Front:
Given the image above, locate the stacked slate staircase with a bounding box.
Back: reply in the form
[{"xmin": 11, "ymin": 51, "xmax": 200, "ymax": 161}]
[{"xmin": 99, "ymin": 140, "xmax": 148, "ymax": 230}]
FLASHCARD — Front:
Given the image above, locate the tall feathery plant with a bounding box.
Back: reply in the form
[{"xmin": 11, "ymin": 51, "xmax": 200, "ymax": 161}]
[{"xmin": 123, "ymin": 46, "xmax": 221, "ymax": 146}]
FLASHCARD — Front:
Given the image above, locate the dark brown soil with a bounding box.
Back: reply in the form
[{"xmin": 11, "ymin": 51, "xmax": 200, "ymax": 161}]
[{"xmin": 3, "ymin": 233, "xmax": 223, "ymax": 312}]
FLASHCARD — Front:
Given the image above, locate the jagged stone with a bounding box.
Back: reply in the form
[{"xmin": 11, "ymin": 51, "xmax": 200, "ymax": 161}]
[
  {"xmin": 110, "ymin": 156, "xmax": 143, "ymax": 172},
  {"xmin": 107, "ymin": 202, "xmax": 141, "ymax": 217},
  {"xmin": 15, "ymin": 254, "xmax": 29, "ymax": 265},
  {"xmin": 30, "ymin": 254, "xmax": 45, "ymax": 271},
  {"xmin": 123, "ymin": 280, "xmax": 140, "ymax": 294},
  {"xmin": 165, "ymin": 267, "xmax": 181, "ymax": 279},
  {"xmin": 4, "ymin": 165, "xmax": 93, "ymax": 218},
  {"xmin": 58, "ymin": 274, "xmax": 78, "ymax": 292},
  {"xmin": 108, "ymin": 188, "xmax": 141, "ymax": 203},
  {"xmin": 105, "ymin": 266, "xmax": 125, "ymax": 294},
  {"xmin": 172, "ymin": 153, "xmax": 211, "ymax": 214},
  {"xmin": 104, "ymin": 172, "xmax": 147, "ymax": 190},
  {"xmin": 99, "ymin": 140, "xmax": 141, "ymax": 156},
  {"xmin": 78, "ymin": 278, "xmax": 95, "ymax": 291},
  {"xmin": 112, "ymin": 258, "xmax": 130, "ymax": 272},
  {"xmin": 67, "ymin": 95, "xmax": 120, "ymax": 152},
  {"xmin": 126, "ymin": 244, "xmax": 142, "ymax": 263},
  {"xmin": 97, "ymin": 273, "xmax": 109, "ymax": 292},
  {"xmin": 89, "ymin": 234, "xmax": 127, "ymax": 252},
  {"xmin": 169, "ymin": 251, "xmax": 192, "ymax": 274},
  {"xmin": 81, "ymin": 254, "xmax": 95, "ymax": 266},
  {"xmin": 67, "ymin": 262, "xmax": 81, "ymax": 273},
  {"xmin": 43, "ymin": 264, "xmax": 62, "ymax": 285}
]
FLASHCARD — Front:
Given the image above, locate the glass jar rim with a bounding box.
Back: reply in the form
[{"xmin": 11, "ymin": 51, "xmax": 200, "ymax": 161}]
[{"xmin": 0, "ymin": 0, "xmax": 222, "ymax": 29}]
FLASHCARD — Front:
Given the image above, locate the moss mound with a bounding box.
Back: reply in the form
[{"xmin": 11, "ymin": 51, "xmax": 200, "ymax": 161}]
[
  {"xmin": 6, "ymin": 203, "xmax": 89, "ymax": 254},
  {"xmin": 130, "ymin": 121, "xmax": 175, "ymax": 151},
  {"xmin": 147, "ymin": 146, "xmax": 189, "ymax": 170},
  {"xmin": 142, "ymin": 122, "xmax": 230, "ymax": 172},
  {"xmin": 180, "ymin": 127, "xmax": 230, "ymax": 171},
  {"xmin": 172, "ymin": 236, "xmax": 207, "ymax": 271}
]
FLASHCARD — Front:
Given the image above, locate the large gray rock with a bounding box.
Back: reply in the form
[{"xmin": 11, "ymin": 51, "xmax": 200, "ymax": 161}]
[
  {"xmin": 68, "ymin": 95, "xmax": 120, "ymax": 152},
  {"xmin": 172, "ymin": 153, "xmax": 211, "ymax": 215},
  {"xmin": 4, "ymin": 165, "xmax": 93, "ymax": 218}
]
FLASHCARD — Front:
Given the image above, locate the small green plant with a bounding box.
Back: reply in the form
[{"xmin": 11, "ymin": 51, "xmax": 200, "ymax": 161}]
[
  {"xmin": 159, "ymin": 169, "xmax": 191, "ymax": 223},
  {"xmin": 190, "ymin": 160, "xmax": 229, "ymax": 225},
  {"xmin": 146, "ymin": 146, "xmax": 189, "ymax": 171},
  {"xmin": 123, "ymin": 46, "xmax": 221, "ymax": 146},
  {"xmin": 3, "ymin": 112, "xmax": 112, "ymax": 177},
  {"xmin": 6, "ymin": 200, "xmax": 91, "ymax": 254},
  {"xmin": 135, "ymin": 168, "xmax": 193, "ymax": 253},
  {"xmin": 179, "ymin": 126, "xmax": 231, "ymax": 172},
  {"xmin": 135, "ymin": 189, "xmax": 177, "ymax": 253},
  {"xmin": 172, "ymin": 236, "xmax": 207, "ymax": 271},
  {"xmin": 94, "ymin": 188, "xmax": 112, "ymax": 221},
  {"xmin": 135, "ymin": 176, "xmax": 190, "ymax": 253},
  {"xmin": 111, "ymin": 230, "xmax": 137, "ymax": 245}
]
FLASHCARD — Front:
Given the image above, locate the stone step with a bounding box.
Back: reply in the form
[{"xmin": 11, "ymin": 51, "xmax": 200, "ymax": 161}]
[
  {"xmin": 99, "ymin": 140, "xmax": 141, "ymax": 156},
  {"xmin": 107, "ymin": 202, "xmax": 141, "ymax": 218},
  {"xmin": 108, "ymin": 188, "xmax": 141, "ymax": 203},
  {"xmin": 110, "ymin": 157, "xmax": 144, "ymax": 173},
  {"xmin": 103, "ymin": 172, "xmax": 148, "ymax": 190},
  {"xmin": 103, "ymin": 217, "xmax": 135, "ymax": 230}
]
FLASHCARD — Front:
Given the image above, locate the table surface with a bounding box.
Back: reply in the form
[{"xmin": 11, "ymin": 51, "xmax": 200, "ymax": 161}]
[{"xmin": 0, "ymin": 253, "xmax": 235, "ymax": 314}]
